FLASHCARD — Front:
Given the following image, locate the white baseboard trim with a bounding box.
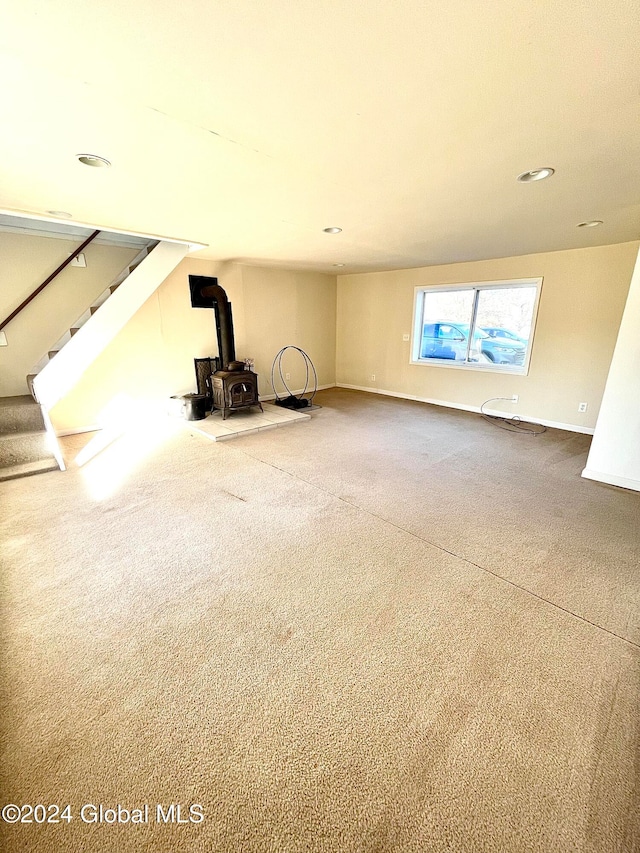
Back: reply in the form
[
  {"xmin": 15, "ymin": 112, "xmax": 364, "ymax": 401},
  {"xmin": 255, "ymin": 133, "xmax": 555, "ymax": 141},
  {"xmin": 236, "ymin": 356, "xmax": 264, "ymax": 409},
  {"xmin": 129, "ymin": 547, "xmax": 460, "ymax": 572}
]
[
  {"xmin": 260, "ymin": 383, "xmax": 335, "ymax": 402},
  {"xmin": 335, "ymin": 383, "xmax": 595, "ymax": 435},
  {"xmin": 581, "ymin": 468, "xmax": 640, "ymax": 492}
]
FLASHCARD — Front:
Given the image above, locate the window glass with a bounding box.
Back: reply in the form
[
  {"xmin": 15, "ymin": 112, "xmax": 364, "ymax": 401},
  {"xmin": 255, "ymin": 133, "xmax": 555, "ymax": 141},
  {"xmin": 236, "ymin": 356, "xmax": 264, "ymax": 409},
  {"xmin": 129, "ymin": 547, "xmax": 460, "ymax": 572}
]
[
  {"xmin": 413, "ymin": 279, "xmax": 541, "ymax": 373},
  {"xmin": 420, "ymin": 290, "xmax": 475, "ymax": 362},
  {"xmin": 474, "ymin": 286, "xmax": 537, "ymax": 367}
]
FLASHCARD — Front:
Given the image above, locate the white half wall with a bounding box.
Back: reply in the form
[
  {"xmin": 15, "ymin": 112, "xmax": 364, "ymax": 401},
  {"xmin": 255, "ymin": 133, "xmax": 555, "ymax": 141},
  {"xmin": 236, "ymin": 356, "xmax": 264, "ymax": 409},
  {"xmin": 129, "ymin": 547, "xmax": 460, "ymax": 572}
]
[
  {"xmin": 32, "ymin": 241, "xmax": 188, "ymax": 411},
  {"xmin": 582, "ymin": 245, "xmax": 640, "ymax": 492}
]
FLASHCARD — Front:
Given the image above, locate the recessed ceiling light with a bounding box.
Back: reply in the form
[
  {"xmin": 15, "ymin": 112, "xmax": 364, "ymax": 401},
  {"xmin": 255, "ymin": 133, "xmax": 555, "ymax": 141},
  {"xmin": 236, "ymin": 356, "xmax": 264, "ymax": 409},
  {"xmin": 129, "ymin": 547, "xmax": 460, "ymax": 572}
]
[
  {"xmin": 46, "ymin": 210, "xmax": 73, "ymax": 219},
  {"xmin": 76, "ymin": 154, "xmax": 111, "ymax": 168},
  {"xmin": 577, "ymin": 220, "xmax": 603, "ymax": 228},
  {"xmin": 323, "ymin": 227, "xmax": 342, "ymax": 234},
  {"xmin": 517, "ymin": 167, "xmax": 555, "ymax": 183}
]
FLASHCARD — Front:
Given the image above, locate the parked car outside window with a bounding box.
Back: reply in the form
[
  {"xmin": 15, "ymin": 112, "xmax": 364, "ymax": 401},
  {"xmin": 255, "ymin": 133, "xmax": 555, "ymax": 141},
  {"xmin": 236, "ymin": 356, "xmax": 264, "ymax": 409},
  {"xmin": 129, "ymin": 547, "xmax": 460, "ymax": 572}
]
[
  {"xmin": 421, "ymin": 321, "xmax": 526, "ymax": 365},
  {"xmin": 481, "ymin": 326, "xmax": 529, "ymax": 345}
]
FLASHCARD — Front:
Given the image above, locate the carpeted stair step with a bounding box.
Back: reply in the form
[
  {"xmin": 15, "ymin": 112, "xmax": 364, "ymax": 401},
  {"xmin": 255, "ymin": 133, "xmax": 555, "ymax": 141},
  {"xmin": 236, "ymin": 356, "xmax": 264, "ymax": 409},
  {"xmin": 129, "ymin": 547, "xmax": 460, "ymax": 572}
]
[
  {"xmin": 0, "ymin": 458, "xmax": 60, "ymax": 482},
  {"xmin": 0, "ymin": 396, "xmax": 60, "ymax": 479},
  {"xmin": 0, "ymin": 430, "xmax": 57, "ymax": 467},
  {"xmin": 0, "ymin": 395, "xmax": 46, "ymax": 433}
]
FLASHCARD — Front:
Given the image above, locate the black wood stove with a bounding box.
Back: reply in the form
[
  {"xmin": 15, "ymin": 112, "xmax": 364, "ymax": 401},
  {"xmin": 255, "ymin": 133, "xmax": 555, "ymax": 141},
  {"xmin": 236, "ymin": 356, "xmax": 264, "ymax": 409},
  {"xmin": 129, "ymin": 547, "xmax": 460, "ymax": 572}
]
[
  {"xmin": 212, "ymin": 368, "xmax": 262, "ymax": 420},
  {"xmin": 189, "ymin": 275, "xmax": 263, "ymax": 419}
]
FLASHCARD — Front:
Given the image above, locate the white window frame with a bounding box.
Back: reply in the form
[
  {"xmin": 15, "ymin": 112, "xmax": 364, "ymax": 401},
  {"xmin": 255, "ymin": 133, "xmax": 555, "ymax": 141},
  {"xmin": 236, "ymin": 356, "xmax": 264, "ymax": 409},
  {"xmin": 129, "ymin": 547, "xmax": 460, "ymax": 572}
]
[{"xmin": 410, "ymin": 277, "xmax": 543, "ymax": 375}]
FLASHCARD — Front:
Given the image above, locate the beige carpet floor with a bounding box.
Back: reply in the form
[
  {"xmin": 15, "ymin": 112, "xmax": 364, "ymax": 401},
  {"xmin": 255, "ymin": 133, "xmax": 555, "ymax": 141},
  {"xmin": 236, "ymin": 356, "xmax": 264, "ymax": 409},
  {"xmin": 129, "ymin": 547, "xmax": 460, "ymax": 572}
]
[{"xmin": 0, "ymin": 388, "xmax": 638, "ymax": 852}]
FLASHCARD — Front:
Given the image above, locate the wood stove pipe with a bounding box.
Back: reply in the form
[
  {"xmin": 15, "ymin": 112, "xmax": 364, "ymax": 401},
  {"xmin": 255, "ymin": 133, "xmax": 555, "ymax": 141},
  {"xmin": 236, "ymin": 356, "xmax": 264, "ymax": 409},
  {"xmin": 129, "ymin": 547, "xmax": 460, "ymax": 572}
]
[{"xmin": 188, "ymin": 275, "xmax": 236, "ymax": 370}]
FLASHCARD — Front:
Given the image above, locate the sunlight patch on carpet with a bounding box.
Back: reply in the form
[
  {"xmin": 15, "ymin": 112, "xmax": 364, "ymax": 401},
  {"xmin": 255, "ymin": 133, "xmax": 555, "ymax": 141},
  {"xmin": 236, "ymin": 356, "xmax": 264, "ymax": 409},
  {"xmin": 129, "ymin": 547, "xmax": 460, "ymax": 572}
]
[{"xmin": 76, "ymin": 394, "xmax": 182, "ymax": 499}]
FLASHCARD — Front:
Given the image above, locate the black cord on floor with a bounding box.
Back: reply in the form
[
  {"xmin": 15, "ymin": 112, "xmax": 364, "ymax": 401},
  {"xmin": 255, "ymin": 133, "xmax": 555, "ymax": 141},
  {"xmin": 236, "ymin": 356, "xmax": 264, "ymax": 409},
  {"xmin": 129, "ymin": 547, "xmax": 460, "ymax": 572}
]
[{"xmin": 480, "ymin": 397, "xmax": 547, "ymax": 435}]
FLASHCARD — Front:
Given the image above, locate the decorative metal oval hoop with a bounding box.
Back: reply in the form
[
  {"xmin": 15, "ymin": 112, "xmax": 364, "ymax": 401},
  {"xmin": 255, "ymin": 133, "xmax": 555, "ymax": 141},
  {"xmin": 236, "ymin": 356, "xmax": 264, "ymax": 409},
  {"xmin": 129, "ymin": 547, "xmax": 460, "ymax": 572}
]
[{"xmin": 270, "ymin": 346, "xmax": 318, "ymax": 404}]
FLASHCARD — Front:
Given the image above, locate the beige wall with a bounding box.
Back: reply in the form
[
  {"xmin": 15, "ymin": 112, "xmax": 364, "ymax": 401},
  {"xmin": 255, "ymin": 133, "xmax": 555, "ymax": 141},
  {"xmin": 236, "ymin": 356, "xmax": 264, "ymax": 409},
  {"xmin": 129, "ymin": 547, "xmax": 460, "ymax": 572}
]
[
  {"xmin": 336, "ymin": 241, "xmax": 639, "ymax": 430},
  {"xmin": 0, "ymin": 232, "xmax": 139, "ymax": 396},
  {"xmin": 240, "ymin": 266, "xmax": 337, "ymax": 397},
  {"xmin": 50, "ymin": 259, "xmax": 337, "ymax": 432},
  {"xmin": 30, "ymin": 238, "xmax": 637, "ymax": 434}
]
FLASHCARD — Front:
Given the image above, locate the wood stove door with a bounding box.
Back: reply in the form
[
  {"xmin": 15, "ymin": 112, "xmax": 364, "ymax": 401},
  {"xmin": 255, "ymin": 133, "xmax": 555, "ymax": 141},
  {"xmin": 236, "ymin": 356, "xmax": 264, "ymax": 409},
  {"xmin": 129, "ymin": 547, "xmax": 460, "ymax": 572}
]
[{"xmin": 229, "ymin": 380, "xmax": 256, "ymax": 406}]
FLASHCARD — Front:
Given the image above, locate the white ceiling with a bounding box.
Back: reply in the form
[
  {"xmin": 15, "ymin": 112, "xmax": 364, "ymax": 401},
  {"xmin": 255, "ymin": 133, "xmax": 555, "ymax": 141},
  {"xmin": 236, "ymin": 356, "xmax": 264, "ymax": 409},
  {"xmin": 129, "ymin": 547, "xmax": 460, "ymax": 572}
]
[{"xmin": 0, "ymin": 0, "xmax": 638, "ymax": 273}]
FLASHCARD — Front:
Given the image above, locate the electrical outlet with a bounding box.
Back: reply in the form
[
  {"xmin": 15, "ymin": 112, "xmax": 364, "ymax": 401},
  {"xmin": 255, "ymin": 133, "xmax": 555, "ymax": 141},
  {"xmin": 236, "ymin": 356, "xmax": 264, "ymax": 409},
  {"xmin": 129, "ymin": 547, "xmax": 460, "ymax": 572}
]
[
  {"xmin": 371, "ymin": 374, "xmax": 376, "ymax": 381},
  {"xmin": 402, "ymin": 334, "xmax": 410, "ymax": 341},
  {"xmin": 285, "ymin": 373, "xmax": 290, "ymax": 380},
  {"xmin": 578, "ymin": 402, "xmax": 588, "ymax": 413},
  {"xmin": 511, "ymin": 394, "xmax": 519, "ymax": 403}
]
